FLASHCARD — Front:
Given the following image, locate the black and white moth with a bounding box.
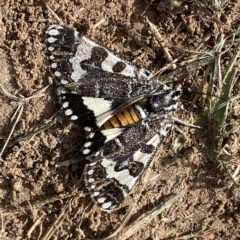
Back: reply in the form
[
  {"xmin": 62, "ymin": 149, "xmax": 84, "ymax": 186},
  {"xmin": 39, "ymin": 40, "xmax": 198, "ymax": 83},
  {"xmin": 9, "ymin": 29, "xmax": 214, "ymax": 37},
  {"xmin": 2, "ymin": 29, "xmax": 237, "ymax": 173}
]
[{"xmin": 45, "ymin": 25, "xmax": 181, "ymax": 211}]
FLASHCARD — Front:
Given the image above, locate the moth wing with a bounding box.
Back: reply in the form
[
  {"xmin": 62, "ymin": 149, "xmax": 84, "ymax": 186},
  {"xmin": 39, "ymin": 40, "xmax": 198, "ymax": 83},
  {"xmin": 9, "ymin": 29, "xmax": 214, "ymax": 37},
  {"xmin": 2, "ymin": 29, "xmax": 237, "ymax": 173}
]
[
  {"xmin": 45, "ymin": 25, "xmax": 181, "ymax": 211},
  {"xmin": 46, "ymin": 25, "xmax": 159, "ymax": 129},
  {"xmin": 45, "ymin": 24, "xmax": 159, "ymax": 99},
  {"xmin": 84, "ymin": 117, "xmax": 173, "ymax": 211}
]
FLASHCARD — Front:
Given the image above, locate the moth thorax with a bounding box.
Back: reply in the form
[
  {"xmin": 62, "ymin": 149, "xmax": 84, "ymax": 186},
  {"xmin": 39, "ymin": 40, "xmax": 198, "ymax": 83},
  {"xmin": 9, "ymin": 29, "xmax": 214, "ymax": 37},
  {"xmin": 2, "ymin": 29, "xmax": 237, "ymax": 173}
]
[
  {"xmin": 103, "ymin": 104, "xmax": 146, "ymax": 129},
  {"xmin": 148, "ymin": 95, "xmax": 173, "ymax": 112}
]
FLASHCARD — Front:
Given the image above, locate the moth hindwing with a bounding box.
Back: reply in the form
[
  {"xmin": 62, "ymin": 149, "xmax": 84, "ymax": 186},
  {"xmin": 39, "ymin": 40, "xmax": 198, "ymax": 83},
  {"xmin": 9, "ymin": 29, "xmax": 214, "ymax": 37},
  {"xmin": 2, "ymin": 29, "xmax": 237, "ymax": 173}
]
[{"xmin": 46, "ymin": 25, "xmax": 181, "ymax": 211}]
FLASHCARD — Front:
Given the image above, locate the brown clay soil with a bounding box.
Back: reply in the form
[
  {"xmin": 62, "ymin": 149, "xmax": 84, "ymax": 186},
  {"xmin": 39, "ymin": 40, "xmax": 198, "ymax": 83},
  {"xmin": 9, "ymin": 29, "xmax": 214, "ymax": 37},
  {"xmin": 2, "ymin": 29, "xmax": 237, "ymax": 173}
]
[{"xmin": 1, "ymin": 0, "xmax": 240, "ymax": 239}]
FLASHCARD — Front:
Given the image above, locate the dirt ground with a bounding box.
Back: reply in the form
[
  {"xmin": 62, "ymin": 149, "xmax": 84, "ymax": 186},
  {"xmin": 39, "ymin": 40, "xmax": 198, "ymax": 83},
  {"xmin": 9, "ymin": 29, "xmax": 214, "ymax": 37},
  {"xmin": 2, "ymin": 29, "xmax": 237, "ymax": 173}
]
[{"xmin": 0, "ymin": 0, "xmax": 240, "ymax": 239}]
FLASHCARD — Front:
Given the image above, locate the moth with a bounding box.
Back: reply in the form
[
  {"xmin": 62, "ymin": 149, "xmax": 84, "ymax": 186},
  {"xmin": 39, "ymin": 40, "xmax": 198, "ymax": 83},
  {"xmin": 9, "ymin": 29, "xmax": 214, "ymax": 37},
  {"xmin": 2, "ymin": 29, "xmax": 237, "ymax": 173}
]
[{"xmin": 45, "ymin": 25, "xmax": 181, "ymax": 211}]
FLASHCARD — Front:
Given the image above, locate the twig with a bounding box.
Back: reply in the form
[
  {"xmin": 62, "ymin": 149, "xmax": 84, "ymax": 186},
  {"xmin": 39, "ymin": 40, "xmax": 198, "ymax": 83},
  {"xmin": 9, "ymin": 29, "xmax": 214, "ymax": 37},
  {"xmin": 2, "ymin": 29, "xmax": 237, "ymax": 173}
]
[{"xmin": 121, "ymin": 193, "xmax": 182, "ymax": 240}]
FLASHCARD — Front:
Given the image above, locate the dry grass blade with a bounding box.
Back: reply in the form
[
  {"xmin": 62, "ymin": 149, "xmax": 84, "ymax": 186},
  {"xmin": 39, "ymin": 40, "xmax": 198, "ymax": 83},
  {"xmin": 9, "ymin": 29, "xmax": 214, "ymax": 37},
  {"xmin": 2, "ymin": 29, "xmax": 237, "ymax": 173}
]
[
  {"xmin": 6, "ymin": 121, "xmax": 55, "ymax": 150},
  {"xmin": 121, "ymin": 193, "xmax": 182, "ymax": 240},
  {"xmin": 23, "ymin": 86, "xmax": 49, "ymax": 101},
  {"xmin": 3, "ymin": 191, "xmax": 80, "ymax": 216},
  {"xmin": 206, "ymin": 36, "xmax": 225, "ymax": 115},
  {"xmin": 0, "ymin": 84, "xmax": 25, "ymax": 149},
  {"xmin": 0, "ymin": 84, "xmax": 49, "ymax": 102},
  {"xmin": 0, "ymin": 84, "xmax": 21, "ymax": 101},
  {"xmin": 146, "ymin": 18, "xmax": 176, "ymax": 69},
  {"xmin": 27, "ymin": 216, "xmax": 43, "ymax": 238},
  {"xmin": 92, "ymin": 18, "xmax": 106, "ymax": 31},
  {"xmin": 172, "ymin": 117, "xmax": 201, "ymax": 129},
  {"xmin": 141, "ymin": 0, "xmax": 154, "ymax": 16},
  {"xmin": 0, "ymin": 85, "xmax": 50, "ymax": 156},
  {"xmin": 40, "ymin": 199, "xmax": 72, "ymax": 240},
  {"xmin": 56, "ymin": 157, "xmax": 82, "ymax": 167},
  {"xmin": 135, "ymin": 38, "xmax": 156, "ymax": 58},
  {"xmin": 226, "ymin": 164, "xmax": 240, "ymax": 189},
  {"xmin": 203, "ymin": 38, "xmax": 240, "ymax": 189},
  {"xmin": 0, "ymin": 104, "xmax": 24, "ymax": 157},
  {"xmin": 0, "ymin": 209, "xmax": 5, "ymax": 238},
  {"xmin": 158, "ymin": 54, "xmax": 212, "ymax": 84},
  {"xmin": 194, "ymin": 0, "xmax": 215, "ymax": 17},
  {"xmin": 214, "ymin": 93, "xmax": 240, "ymax": 110},
  {"xmin": 212, "ymin": 41, "xmax": 240, "ymax": 149}
]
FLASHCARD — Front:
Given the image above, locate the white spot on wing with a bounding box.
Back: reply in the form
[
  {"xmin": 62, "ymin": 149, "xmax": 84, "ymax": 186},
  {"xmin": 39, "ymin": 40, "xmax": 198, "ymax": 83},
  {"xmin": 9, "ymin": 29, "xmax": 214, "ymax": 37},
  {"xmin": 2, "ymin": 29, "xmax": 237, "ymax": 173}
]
[
  {"xmin": 84, "ymin": 127, "xmax": 92, "ymax": 131},
  {"xmin": 48, "ymin": 37, "xmax": 57, "ymax": 43},
  {"xmin": 88, "ymin": 178, "xmax": 94, "ymax": 183},
  {"xmin": 48, "ymin": 28, "xmax": 60, "ymax": 36},
  {"xmin": 95, "ymin": 151, "xmax": 100, "ymax": 156},
  {"xmin": 57, "ymin": 87, "xmax": 66, "ymax": 95},
  {"xmin": 62, "ymin": 102, "xmax": 69, "ymax": 108},
  {"xmin": 101, "ymin": 202, "xmax": 112, "ymax": 209},
  {"xmin": 71, "ymin": 115, "xmax": 78, "ymax": 120},
  {"xmin": 65, "ymin": 109, "xmax": 73, "ymax": 115},
  {"xmin": 88, "ymin": 170, "xmax": 94, "ymax": 175},
  {"xmin": 60, "ymin": 79, "xmax": 69, "ymax": 85},
  {"xmin": 97, "ymin": 197, "xmax": 106, "ymax": 203},
  {"xmin": 84, "ymin": 141, "xmax": 92, "ymax": 147},
  {"xmin": 89, "ymin": 132, "xmax": 95, "ymax": 138},
  {"xmin": 83, "ymin": 149, "xmax": 90, "ymax": 155},
  {"xmin": 51, "ymin": 63, "xmax": 57, "ymax": 68},
  {"xmin": 60, "ymin": 88, "xmax": 66, "ymax": 94},
  {"xmin": 54, "ymin": 71, "xmax": 61, "ymax": 77}
]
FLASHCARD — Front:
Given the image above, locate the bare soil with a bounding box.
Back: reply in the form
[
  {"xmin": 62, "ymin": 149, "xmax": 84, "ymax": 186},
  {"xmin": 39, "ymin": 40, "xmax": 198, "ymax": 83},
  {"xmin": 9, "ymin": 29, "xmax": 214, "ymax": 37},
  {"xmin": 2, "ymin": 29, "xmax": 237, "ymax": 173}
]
[{"xmin": 0, "ymin": 0, "xmax": 240, "ymax": 239}]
